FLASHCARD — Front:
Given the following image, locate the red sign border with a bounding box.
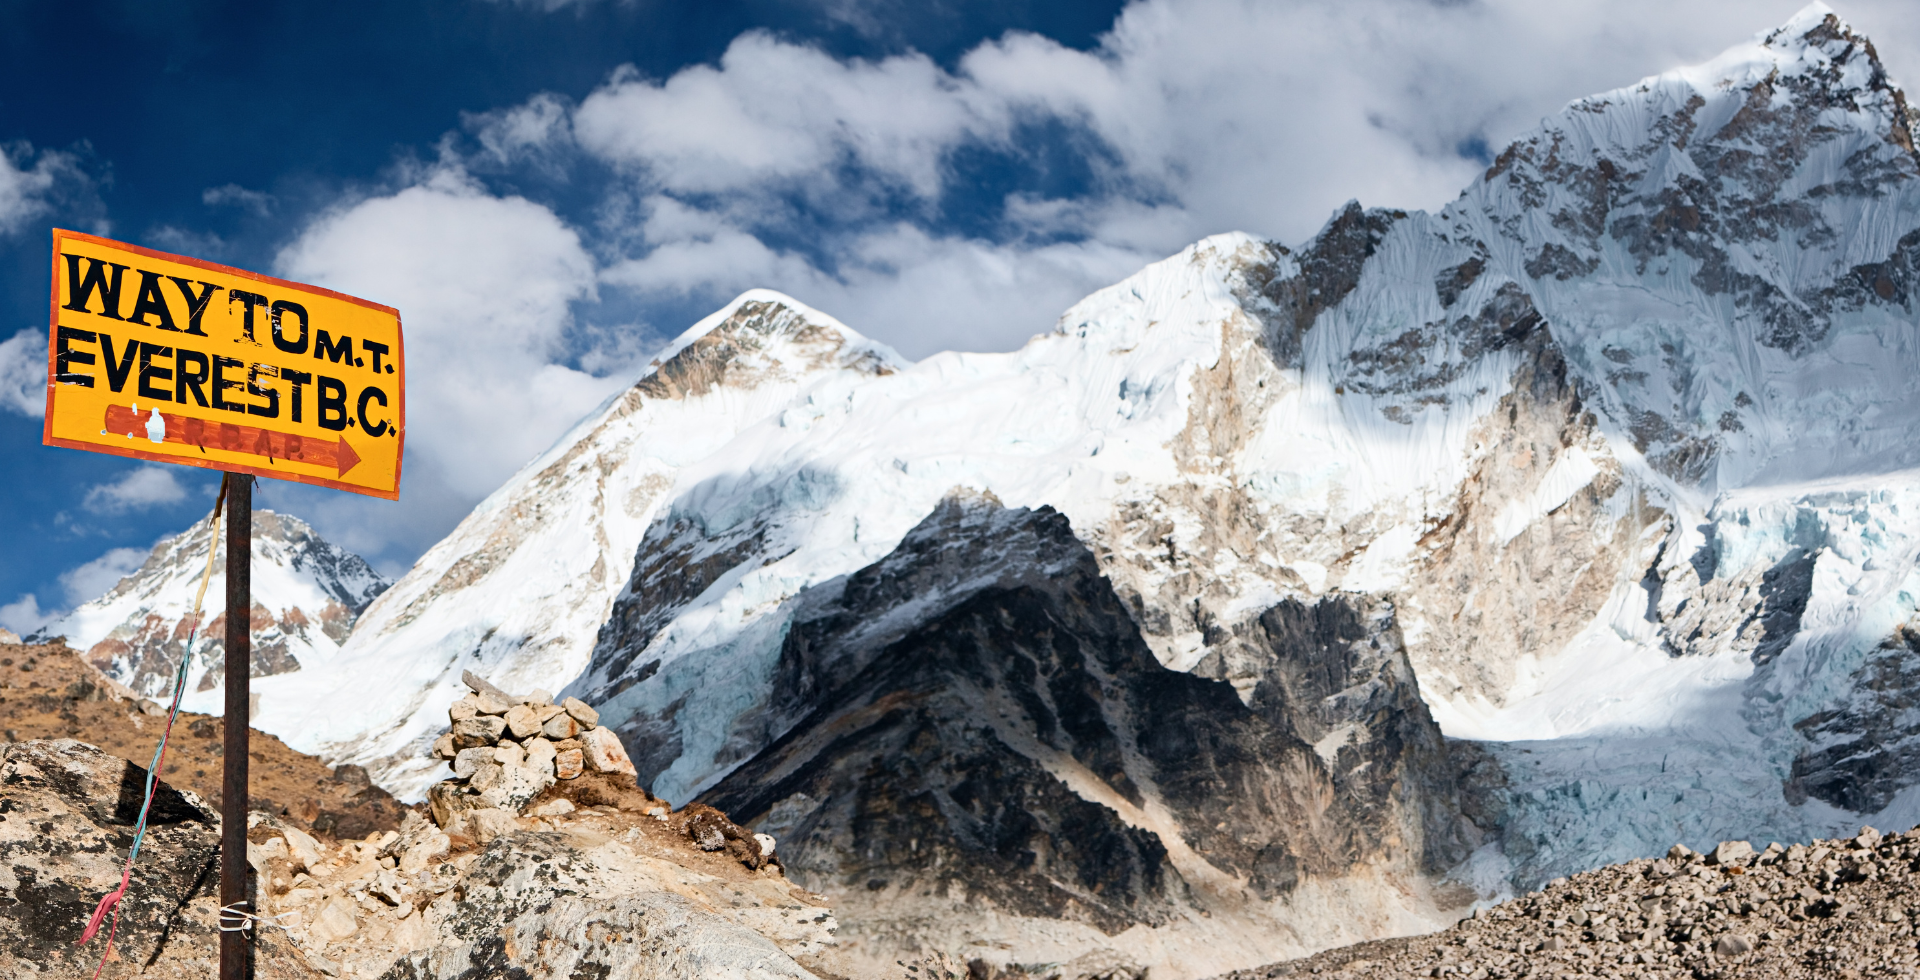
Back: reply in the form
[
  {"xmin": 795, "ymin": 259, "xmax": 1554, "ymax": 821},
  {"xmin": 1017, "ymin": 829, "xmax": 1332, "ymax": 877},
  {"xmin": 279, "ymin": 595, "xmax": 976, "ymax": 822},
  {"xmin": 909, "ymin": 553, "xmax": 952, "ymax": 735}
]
[{"xmin": 42, "ymin": 228, "xmax": 406, "ymax": 501}]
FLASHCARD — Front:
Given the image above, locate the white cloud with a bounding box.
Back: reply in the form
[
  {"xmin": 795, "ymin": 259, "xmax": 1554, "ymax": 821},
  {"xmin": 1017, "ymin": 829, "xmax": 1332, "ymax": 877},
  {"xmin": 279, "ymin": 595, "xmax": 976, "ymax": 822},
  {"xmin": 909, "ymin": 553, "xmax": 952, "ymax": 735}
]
[
  {"xmin": 83, "ymin": 466, "xmax": 190, "ymax": 514},
  {"xmin": 0, "ymin": 141, "xmax": 89, "ymax": 235},
  {"xmin": 203, "ymin": 183, "xmax": 275, "ymax": 216},
  {"xmin": 0, "ymin": 328, "xmax": 43, "ymax": 417},
  {"xmin": 270, "ymin": 168, "xmax": 632, "ymax": 564},
  {"xmin": 59, "ymin": 546, "xmax": 148, "ymax": 608},
  {"xmin": 277, "ymin": 169, "xmax": 624, "ymax": 498},
  {"xmin": 0, "ymin": 594, "xmax": 46, "ymax": 636}
]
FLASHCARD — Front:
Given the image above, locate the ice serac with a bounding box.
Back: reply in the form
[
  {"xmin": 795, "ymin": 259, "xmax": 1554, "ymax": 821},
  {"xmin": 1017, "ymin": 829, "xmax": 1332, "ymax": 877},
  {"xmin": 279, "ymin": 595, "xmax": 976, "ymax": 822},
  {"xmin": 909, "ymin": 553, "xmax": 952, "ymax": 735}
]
[
  {"xmin": 277, "ymin": 290, "xmax": 905, "ymax": 798},
  {"xmin": 42, "ymin": 509, "xmax": 387, "ymax": 715},
  {"xmin": 569, "ymin": 2, "xmax": 1920, "ymax": 966},
  {"xmin": 699, "ymin": 493, "xmax": 1487, "ymax": 979}
]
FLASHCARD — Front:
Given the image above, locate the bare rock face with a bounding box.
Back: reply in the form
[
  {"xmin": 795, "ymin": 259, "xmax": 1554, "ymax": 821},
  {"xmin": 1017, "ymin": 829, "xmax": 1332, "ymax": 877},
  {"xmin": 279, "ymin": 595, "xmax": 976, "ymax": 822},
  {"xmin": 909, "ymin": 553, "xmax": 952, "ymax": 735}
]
[
  {"xmin": 700, "ymin": 496, "xmax": 1485, "ymax": 977},
  {"xmin": 0, "ymin": 739, "xmax": 320, "ymax": 978}
]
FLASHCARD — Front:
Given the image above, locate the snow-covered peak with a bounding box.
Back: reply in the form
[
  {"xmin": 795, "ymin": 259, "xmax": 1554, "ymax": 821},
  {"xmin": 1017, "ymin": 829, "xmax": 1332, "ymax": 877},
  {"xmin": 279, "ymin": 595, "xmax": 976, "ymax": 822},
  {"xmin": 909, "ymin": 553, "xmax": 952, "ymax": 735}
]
[
  {"xmin": 648, "ymin": 288, "xmax": 906, "ymax": 379},
  {"xmin": 1435, "ymin": 3, "xmax": 1920, "ymax": 495},
  {"xmin": 45, "ymin": 509, "xmax": 388, "ymax": 704},
  {"xmin": 267, "ymin": 289, "xmax": 907, "ymax": 799}
]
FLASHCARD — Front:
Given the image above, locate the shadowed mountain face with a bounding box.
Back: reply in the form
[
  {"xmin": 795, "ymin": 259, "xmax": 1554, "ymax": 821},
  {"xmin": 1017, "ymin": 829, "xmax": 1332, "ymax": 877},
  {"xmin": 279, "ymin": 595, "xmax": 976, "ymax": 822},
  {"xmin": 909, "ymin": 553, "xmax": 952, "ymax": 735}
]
[{"xmin": 700, "ymin": 494, "xmax": 1483, "ymax": 955}]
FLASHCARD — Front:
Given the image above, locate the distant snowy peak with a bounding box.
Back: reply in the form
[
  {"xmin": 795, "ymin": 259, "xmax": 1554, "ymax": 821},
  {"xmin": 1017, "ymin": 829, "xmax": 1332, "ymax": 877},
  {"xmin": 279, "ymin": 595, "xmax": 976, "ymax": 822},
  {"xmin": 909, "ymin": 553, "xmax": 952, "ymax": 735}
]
[
  {"xmin": 1445, "ymin": 2, "xmax": 1920, "ymax": 489},
  {"xmin": 46, "ymin": 509, "xmax": 388, "ymax": 704},
  {"xmin": 271, "ymin": 290, "xmax": 908, "ymax": 801}
]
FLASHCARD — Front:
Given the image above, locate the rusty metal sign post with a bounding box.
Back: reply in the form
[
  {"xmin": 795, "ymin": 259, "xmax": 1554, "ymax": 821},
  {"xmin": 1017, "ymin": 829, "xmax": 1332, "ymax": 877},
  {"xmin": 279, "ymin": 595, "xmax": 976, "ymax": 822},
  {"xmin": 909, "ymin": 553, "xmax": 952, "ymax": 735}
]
[{"xmin": 43, "ymin": 229, "xmax": 403, "ymax": 980}]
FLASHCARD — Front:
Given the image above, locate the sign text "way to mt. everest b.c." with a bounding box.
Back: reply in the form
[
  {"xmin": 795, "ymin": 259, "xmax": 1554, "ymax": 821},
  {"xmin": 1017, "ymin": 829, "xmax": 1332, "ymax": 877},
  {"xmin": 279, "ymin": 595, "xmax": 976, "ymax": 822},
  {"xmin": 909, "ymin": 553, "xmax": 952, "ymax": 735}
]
[{"xmin": 43, "ymin": 229, "xmax": 404, "ymax": 499}]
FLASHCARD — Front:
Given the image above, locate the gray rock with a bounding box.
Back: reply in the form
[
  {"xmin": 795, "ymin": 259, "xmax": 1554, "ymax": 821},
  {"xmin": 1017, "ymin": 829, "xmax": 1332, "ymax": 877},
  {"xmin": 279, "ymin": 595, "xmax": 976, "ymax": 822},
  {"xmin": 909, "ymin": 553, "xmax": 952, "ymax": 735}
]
[
  {"xmin": 541, "ymin": 712, "xmax": 581, "ymax": 740},
  {"xmin": 451, "ymin": 715, "xmax": 506, "ymax": 748},
  {"xmin": 562, "ymin": 696, "xmax": 600, "ymax": 728},
  {"xmin": 477, "ymin": 763, "xmax": 552, "ymax": 812},
  {"xmin": 1713, "ymin": 933, "xmax": 1754, "ymax": 956},
  {"xmin": 0, "ymin": 739, "xmax": 322, "ymax": 978},
  {"xmin": 1709, "ymin": 840, "xmax": 1755, "ymax": 866},
  {"xmin": 376, "ymin": 834, "xmax": 817, "ymax": 980},
  {"xmin": 452, "ymin": 745, "xmax": 494, "ymax": 779}
]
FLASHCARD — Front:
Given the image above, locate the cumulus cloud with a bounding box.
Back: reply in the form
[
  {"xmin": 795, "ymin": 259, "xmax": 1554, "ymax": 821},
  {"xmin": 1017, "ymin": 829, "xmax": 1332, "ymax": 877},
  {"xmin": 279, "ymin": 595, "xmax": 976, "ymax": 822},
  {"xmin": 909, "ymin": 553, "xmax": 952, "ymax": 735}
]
[
  {"xmin": 0, "ymin": 328, "xmax": 43, "ymax": 417},
  {"xmin": 277, "ymin": 169, "xmax": 621, "ymax": 498},
  {"xmin": 0, "ymin": 141, "xmax": 95, "ymax": 235},
  {"xmin": 58, "ymin": 546, "xmax": 148, "ymax": 607},
  {"xmin": 0, "ymin": 594, "xmax": 46, "ymax": 636},
  {"xmin": 203, "ymin": 183, "xmax": 275, "ymax": 216},
  {"xmin": 83, "ymin": 466, "xmax": 190, "ymax": 514},
  {"xmin": 268, "ymin": 168, "xmax": 631, "ymax": 563}
]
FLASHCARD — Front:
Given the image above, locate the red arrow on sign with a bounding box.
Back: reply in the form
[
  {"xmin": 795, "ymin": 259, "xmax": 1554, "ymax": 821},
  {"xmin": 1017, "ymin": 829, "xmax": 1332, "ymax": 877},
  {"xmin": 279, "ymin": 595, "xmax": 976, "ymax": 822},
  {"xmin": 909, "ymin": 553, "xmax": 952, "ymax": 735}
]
[{"xmin": 104, "ymin": 404, "xmax": 362, "ymax": 477}]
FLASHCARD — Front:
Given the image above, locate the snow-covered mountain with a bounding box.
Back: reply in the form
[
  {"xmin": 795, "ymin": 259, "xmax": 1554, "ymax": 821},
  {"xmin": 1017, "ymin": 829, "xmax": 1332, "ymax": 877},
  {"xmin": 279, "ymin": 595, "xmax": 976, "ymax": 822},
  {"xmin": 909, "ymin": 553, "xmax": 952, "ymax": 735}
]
[
  {"xmin": 273, "ymin": 292, "xmax": 904, "ymax": 794},
  {"xmin": 232, "ymin": 4, "xmax": 1920, "ymax": 976},
  {"xmin": 44, "ymin": 509, "xmax": 388, "ymax": 708}
]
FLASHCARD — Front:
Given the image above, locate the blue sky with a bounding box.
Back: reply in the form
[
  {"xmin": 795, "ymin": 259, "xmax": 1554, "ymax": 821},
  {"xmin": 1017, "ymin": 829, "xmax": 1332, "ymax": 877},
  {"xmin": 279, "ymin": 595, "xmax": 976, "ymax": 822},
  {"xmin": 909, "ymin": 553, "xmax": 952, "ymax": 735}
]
[{"xmin": 1, "ymin": 0, "xmax": 1912, "ymax": 633}]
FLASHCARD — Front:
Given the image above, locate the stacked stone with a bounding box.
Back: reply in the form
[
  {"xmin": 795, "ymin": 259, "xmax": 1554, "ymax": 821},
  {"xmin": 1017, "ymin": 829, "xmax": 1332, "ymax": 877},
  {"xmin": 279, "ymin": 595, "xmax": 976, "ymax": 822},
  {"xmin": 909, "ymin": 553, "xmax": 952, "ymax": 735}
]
[{"xmin": 427, "ymin": 671, "xmax": 636, "ymax": 821}]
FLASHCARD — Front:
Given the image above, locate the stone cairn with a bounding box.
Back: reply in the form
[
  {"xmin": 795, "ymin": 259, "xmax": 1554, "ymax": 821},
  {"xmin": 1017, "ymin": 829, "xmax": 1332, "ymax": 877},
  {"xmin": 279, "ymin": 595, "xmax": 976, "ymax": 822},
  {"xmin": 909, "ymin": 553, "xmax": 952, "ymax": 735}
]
[{"xmin": 425, "ymin": 670, "xmax": 637, "ymax": 833}]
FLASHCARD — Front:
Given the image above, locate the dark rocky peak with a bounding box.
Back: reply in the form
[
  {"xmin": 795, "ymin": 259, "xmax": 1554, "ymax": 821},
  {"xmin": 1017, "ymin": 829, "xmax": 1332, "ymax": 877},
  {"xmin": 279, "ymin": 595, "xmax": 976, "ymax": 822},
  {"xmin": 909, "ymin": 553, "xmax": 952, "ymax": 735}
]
[
  {"xmin": 1233, "ymin": 200, "xmax": 1405, "ymax": 368},
  {"xmin": 698, "ymin": 496, "xmax": 1487, "ymax": 960}
]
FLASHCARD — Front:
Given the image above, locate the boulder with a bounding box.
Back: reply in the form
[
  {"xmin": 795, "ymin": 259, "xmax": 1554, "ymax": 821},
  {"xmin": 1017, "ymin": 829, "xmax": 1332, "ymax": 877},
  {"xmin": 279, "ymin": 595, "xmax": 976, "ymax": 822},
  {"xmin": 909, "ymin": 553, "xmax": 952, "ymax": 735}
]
[
  {"xmin": 542, "ymin": 712, "xmax": 581, "ymax": 740},
  {"xmin": 493, "ymin": 739, "xmax": 526, "ymax": 768},
  {"xmin": 478, "ymin": 764, "xmax": 552, "ymax": 812},
  {"xmin": 579, "ymin": 725, "xmax": 636, "ymax": 776},
  {"xmin": 428, "ymin": 779, "xmax": 485, "ymax": 829},
  {"xmin": 555, "ymin": 748, "xmax": 584, "ymax": 780},
  {"xmin": 452, "ymin": 745, "xmax": 494, "ymax": 779},
  {"xmin": 0, "ymin": 739, "xmax": 321, "ymax": 978},
  {"xmin": 283, "ymin": 824, "xmax": 326, "ymax": 872},
  {"xmin": 451, "ymin": 715, "xmax": 506, "ymax": 748},
  {"xmin": 448, "ymin": 807, "xmax": 519, "ymax": 844},
  {"xmin": 503, "ymin": 703, "xmax": 542, "ymax": 739},
  {"xmin": 524, "ymin": 735, "xmax": 557, "ymax": 775},
  {"xmin": 1710, "ymin": 840, "xmax": 1756, "ymax": 866},
  {"xmin": 562, "ymin": 696, "xmax": 600, "ymax": 728}
]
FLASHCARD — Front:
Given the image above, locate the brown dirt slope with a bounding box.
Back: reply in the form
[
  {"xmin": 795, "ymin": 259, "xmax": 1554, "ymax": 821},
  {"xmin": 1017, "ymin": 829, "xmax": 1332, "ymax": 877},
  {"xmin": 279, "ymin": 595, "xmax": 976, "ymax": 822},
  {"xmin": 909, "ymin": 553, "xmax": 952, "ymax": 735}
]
[
  {"xmin": 1211, "ymin": 829, "xmax": 1920, "ymax": 980},
  {"xmin": 0, "ymin": 641, "xmax": 406, "ymax": 841}
]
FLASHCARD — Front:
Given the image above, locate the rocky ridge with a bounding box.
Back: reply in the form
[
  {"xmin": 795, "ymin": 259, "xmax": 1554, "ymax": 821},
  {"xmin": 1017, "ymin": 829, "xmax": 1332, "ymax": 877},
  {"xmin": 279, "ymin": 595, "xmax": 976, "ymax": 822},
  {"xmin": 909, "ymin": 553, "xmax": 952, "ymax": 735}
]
[{"xmin": 1210, "ymin": 826, "xmax": 1920, "ymax": 980}]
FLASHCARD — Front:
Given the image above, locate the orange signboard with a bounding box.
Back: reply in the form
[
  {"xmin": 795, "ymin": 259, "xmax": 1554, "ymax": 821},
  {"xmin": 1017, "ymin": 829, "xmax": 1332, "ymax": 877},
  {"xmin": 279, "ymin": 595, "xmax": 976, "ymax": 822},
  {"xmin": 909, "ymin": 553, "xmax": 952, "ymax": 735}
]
[{"xmin": 42, "ymin": 229, "xmax": 404, "ymax": 499}]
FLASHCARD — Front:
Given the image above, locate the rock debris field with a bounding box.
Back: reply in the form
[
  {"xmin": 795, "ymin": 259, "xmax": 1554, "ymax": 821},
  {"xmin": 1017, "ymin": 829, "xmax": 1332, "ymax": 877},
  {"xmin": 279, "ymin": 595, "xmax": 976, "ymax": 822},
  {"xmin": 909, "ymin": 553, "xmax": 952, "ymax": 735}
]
[{"xmin": 1212, "ymin": 832, "xmax": 1920, "ymax": 979}]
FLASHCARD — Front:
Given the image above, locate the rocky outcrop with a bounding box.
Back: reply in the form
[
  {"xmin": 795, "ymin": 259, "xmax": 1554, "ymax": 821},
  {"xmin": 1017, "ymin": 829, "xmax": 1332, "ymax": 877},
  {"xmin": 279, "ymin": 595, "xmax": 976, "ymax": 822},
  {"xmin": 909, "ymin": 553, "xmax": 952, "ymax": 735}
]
[
  {"xmin": 698, "ymin": 494, "xmax": 1485, "ymax": 978},
  {"xmin": 252, "ymin": 806, "xmax": 834, "ymax": 980},
  {"xmin": 0, "ymin": 739, "xmax": 321, "ymax": 979},
  {"xmin": 1212, "ymin": 825, "xmax": 1920, "ymax": 980}
]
